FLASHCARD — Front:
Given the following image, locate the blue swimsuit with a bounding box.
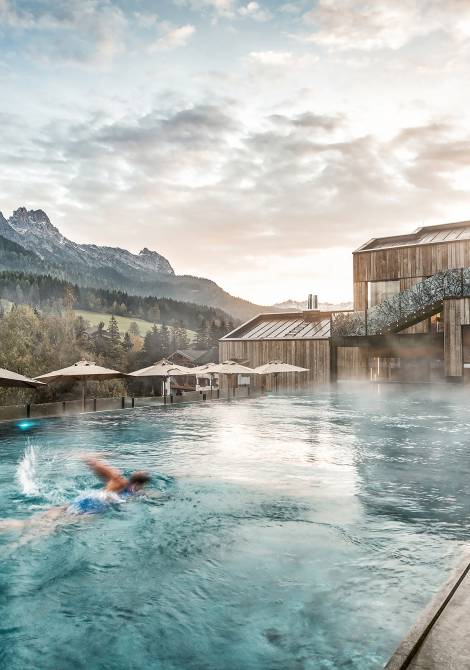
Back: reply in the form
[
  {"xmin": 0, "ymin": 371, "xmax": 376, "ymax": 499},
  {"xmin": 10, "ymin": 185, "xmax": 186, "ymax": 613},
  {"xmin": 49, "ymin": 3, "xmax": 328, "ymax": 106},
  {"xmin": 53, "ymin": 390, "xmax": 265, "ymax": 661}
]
[{"xmin": 68, "ymin": 488, "xmax": 134, "ymax": 515}]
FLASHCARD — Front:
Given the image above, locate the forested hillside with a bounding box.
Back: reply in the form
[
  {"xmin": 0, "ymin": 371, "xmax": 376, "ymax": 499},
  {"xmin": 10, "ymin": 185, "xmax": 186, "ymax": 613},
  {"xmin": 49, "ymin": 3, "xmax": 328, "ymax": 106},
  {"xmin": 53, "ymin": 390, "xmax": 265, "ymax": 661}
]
[
  {"xmin": 0, "ymin": 208, "xmax": 273, "ymax": 320},
  {"xmin": 0, "ymin": 271, "xmax": 235, "ymax": 332}
]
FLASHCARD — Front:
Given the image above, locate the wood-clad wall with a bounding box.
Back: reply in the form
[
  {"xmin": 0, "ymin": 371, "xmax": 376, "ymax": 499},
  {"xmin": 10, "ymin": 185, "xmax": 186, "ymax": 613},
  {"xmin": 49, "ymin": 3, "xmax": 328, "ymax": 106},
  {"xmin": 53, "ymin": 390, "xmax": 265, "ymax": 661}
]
[
  {"xmin": 337, "ymin": 347, "xmax": 369, "ymax": 380},
  {"xmin": 443, "ymin": 298, "xmax": 470, "ymax": 377},
  {"xmin": 353, "ymin": 239, "xmax": 470, "ymax": 284},
  {"xmin": 353, "ymin": 282, "xmax": 368, "ymax": 311},
  {"xmin": 219, "ymin": 340, "xmax": 330, "ymax": 390}
]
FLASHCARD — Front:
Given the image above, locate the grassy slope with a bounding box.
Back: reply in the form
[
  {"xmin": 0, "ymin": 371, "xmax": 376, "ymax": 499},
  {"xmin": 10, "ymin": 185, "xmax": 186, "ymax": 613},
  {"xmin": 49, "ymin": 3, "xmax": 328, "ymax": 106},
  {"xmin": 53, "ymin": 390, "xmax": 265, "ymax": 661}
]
[{"xmin": 75, "ymin": 309, "xmax": 196, "ymax": 339}]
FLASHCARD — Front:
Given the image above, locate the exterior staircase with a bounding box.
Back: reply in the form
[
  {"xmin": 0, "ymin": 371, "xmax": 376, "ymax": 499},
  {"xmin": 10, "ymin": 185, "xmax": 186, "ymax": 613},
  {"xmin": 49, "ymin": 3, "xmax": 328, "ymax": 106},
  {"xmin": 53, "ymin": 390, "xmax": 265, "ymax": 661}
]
[{"xmin": 331, "ymin": 268, "xmax": 470, "ymax": 337}]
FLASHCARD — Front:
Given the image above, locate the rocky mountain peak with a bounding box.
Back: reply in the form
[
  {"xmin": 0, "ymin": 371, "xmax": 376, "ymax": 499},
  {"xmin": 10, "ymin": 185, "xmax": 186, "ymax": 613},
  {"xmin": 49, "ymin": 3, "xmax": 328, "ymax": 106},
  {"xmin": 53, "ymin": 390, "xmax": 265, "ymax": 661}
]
[
  {"xmin": 138, "ymin": 247, "xmax": 174, "ymax": 274},
  {"xmin": 9, "ymin": 207, "xmax": 58, "ymax": 236}
]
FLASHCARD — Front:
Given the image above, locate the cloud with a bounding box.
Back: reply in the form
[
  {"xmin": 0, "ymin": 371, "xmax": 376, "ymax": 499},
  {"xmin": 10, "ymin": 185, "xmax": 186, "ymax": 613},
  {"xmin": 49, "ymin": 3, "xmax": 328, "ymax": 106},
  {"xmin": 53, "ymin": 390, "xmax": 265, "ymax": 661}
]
[
  {"xmin": 174, "ymin": 0, "xmax": 271, "ymax": 21},
  {"xmin": 174, "ymin": 0, "xmax": 236, "ymax": 19},
  {"xmin": 148, "ymin": 23, "xmax": 195, "ymax": 51},
  {"xmin": 238, "ymin": 2, "xmax": 272, "ymax": 21},
  {"xmin": 0, "ymin": 0, "xmax": 130, "ymax": 63},
  {"xmin": 4, "ymin": 99, "xmax": 470, "ymax": 280},
  {"xmin": 248, "ymin": 50, "xmax": 295, "ymax": 65},
  {"xmin": 302, "ymin": 0, "xmax": 470, "ymax": 51}
]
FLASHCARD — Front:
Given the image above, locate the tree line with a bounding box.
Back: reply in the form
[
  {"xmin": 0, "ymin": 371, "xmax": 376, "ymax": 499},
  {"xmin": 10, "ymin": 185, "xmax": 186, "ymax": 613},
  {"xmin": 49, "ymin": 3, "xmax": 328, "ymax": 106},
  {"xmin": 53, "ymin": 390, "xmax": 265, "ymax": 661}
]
[
  {"xmin": 0, "ymin": 301, "xmax": 235, "ymax": 406},
  {"xmin": 0, "ymin": 271, "xmax": 234, "ymax": 331}
]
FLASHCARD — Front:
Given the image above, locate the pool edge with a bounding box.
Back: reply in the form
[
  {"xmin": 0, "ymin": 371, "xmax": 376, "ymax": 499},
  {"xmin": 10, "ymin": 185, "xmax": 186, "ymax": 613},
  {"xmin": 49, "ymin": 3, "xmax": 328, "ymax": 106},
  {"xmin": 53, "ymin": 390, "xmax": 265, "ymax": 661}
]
[{"xmin": 384, "ymin": 546, "xmax": 470, "ymax": 669}]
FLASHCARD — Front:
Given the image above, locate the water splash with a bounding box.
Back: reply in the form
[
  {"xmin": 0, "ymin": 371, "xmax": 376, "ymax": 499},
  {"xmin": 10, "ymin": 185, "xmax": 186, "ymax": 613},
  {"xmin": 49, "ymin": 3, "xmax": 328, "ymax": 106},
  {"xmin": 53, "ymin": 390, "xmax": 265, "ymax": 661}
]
[
  {"xmin": 17, "ymin": 443, "xmax": 40, "ymax": 496},
  {"xmin": 15, "ymin": 443, "xmax": 72, "ymax": 505}
]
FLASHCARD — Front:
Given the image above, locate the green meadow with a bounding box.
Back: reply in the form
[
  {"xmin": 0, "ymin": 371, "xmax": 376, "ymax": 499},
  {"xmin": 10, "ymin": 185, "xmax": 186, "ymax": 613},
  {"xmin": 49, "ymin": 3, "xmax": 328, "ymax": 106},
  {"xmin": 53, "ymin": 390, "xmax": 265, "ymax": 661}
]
[{"xmin": 75, "ymin": 309, "xmax": 196, "ymax": 340}]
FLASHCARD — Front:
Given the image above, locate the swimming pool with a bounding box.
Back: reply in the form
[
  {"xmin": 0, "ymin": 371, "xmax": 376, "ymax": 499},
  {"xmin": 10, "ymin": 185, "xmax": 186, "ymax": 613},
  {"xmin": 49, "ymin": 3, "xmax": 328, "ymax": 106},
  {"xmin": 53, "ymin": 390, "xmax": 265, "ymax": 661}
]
[{"xmin": 1, "ymin": 386, "xmax": 469, "ymax": 670}]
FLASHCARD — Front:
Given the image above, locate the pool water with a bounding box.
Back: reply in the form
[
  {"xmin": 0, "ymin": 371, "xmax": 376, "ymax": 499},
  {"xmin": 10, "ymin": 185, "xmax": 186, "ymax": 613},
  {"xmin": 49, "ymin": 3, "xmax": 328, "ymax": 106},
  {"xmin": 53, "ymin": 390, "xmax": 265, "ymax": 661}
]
[{"xmin": 1, "ymin": 386, "xmax": 470, "ymax": 670}]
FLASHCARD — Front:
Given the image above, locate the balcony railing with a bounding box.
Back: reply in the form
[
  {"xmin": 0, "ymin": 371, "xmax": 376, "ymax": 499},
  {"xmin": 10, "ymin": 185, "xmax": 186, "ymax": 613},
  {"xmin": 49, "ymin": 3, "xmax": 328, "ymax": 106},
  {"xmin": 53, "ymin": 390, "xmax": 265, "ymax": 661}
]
[{"xmin": 331, "ymin": 267, "xmax": 470, "ymax": 337}]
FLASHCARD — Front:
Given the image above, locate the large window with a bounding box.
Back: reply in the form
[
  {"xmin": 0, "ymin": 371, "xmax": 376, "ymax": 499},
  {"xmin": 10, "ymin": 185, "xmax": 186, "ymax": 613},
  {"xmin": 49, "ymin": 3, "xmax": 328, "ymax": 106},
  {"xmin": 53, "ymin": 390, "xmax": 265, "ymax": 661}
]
[{"xmin": 368, "ymin": 280, "xmax": 400, "ymax": 308}]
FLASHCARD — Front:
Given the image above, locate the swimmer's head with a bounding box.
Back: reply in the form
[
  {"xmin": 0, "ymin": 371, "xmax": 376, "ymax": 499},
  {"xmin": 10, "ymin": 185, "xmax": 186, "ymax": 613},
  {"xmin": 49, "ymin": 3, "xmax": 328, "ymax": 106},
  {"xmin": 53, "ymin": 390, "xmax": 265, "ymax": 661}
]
[{"xmin": 129, "ymin": 471, "xmax": 151, "ymax": 490}]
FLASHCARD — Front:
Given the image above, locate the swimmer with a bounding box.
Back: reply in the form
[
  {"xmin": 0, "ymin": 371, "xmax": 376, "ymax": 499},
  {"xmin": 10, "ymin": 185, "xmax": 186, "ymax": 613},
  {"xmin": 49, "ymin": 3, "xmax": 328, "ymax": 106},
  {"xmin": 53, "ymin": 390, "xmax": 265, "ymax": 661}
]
[
  {"xmin": 68, "ymin": 456, "xmax": 151, "ymax": 515},
  {"xmin": 0, "ymin": 456, "xmax": 152, "ymax": 542}
]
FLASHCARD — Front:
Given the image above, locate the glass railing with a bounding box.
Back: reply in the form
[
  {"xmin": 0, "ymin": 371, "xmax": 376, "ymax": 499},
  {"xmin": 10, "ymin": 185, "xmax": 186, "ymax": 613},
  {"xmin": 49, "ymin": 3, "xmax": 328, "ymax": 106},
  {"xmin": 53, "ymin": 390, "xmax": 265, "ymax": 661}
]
[{"xmin": 331, "ymin": 267, "xmax": 470, "ymax": 337}]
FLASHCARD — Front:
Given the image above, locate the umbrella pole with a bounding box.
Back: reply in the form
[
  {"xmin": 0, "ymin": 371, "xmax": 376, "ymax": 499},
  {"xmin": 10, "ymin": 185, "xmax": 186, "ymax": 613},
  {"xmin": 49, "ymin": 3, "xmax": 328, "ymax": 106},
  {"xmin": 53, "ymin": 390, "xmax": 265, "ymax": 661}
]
[
  {"xmin": 275, "ymin": 373, "xmax": 279, "ymax": 393},
  {"xmin": 210, "ymin": 375, "xmax": 213, "ymax": 399},
  {"xmin": 82, "ymin": 379, "xmax": 86, "ymax": 412},
  {"xmin": 163, "ymin": 376, "xmax": 167, "ymax": 405}
]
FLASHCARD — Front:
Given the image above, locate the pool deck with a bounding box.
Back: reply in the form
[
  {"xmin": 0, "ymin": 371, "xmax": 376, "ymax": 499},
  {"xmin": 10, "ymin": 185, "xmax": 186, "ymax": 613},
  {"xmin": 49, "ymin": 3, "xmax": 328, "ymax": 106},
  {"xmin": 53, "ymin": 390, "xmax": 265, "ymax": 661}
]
[{"xmin": 385, "ymin": 548, "xmax": 470, "ymax": 669}]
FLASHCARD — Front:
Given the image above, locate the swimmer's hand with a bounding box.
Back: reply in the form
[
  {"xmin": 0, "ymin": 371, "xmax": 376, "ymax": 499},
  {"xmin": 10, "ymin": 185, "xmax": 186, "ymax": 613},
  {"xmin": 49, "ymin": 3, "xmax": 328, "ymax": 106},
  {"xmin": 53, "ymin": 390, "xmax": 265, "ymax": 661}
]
[
  {"xmin": 82, "ymin": 456, "xmax": 127, "ymax": 491},
  {"xmin": 77, "ymin": 452, "xmax": 110, "ymax": 461}
]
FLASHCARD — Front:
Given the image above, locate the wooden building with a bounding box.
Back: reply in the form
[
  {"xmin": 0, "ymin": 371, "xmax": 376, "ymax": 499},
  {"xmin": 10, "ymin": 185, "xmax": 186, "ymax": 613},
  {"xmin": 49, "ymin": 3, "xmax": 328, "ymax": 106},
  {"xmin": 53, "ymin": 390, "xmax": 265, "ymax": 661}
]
[
  {"xmin": 220, "ymin": 220, "xmax": 470, "ymax": 388},
  {"xmin": 219, "ymin": 312, "xmax": 331, "ymax": 390},
  {"xmin": 348, "ymin": 220, "xmax": 470, "ymax": 383},
  {"xmin": 168, "ymin": 348, "xmax": 218, "ymax": 368}
]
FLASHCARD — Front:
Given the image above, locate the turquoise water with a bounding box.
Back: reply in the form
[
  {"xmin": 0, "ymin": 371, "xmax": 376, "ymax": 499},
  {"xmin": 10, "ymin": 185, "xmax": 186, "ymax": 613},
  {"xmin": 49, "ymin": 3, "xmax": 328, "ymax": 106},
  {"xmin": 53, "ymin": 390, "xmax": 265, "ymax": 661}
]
[{"xmin": 1, "ymin": 386, "xmax": 470, "ymax": 670}]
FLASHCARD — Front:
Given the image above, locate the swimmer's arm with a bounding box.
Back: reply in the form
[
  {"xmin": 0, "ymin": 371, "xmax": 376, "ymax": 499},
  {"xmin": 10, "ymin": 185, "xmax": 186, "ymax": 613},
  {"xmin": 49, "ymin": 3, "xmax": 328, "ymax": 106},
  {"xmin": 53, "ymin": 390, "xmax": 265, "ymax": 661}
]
[{"xmin": 83, "ymin": 457, "xmax": 127, "ymax": 488}]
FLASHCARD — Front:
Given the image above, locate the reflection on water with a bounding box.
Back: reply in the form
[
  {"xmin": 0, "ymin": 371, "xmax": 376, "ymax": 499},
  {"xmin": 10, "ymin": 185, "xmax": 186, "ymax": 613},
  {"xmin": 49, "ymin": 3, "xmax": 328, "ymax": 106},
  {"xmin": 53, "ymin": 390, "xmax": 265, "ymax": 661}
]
[{"xmin": 0, "ymin": 386, "xmax": 469, "ymax": 670}]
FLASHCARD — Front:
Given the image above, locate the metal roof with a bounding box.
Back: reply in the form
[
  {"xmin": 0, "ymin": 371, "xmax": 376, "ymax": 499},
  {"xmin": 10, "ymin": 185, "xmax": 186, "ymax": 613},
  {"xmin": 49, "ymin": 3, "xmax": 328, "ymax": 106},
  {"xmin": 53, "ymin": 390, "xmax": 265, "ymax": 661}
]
[
  {"xmin": 356, "ymin": 220, "xmax": 470, "ymax": 253},
  {"xmin": 221, "ymin": 312, "xmax": 331, "ymax": 341}
]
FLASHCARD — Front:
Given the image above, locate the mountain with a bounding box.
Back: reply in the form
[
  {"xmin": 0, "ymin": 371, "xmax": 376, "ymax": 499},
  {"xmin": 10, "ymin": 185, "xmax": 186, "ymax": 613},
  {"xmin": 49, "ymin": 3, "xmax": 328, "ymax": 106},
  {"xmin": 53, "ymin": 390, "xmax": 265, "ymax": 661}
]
[
  {"xmin": 0, "ymin": 207, "xmax": 271, "ymax": 320},
  {"xmin": 7, "ymin": 207, "xmax": 174, "ymax": 276}
]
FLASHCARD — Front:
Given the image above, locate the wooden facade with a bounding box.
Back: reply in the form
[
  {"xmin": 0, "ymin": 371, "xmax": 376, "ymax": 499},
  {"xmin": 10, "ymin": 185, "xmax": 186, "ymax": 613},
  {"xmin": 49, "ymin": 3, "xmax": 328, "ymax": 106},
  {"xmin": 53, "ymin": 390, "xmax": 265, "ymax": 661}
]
[
  {"xmin": 336, "ymin": 347, "xmax": 369, "ymax": 381},
  {"xmin": 443, "ymin": 298, "xmax": 470, "ymax": 377},
  {"xmin": 220, "ymin": 221, "xmax": 470, "ymax": 388},
  {"xmin": 219, "ymin": 338, "xmax": 330, "ymax": 390},
  {"xmin": 353, "ymin": 238, "xmax": 470, "ymax": 310},
  {"xmin": 350, "ymin": 222, "xmax": 470, "ymax": 382}
]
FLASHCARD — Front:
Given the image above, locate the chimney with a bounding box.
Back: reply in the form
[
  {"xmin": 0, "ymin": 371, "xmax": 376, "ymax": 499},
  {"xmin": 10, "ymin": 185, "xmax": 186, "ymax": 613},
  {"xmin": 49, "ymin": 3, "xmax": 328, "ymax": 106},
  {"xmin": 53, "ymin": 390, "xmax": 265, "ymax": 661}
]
[{"xmin": 307, "ymin": 294, "xmax": 318, "ymax": 310}]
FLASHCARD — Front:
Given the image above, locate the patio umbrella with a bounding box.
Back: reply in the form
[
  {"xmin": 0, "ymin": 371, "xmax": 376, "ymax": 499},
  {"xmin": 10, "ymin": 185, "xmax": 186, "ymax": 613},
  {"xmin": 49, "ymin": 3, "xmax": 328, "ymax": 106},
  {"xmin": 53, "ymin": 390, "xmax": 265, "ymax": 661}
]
[
  {"xmin": 129, "ymin": 359, "xmax": 192, "ymax": 400},
  {"xmin": 37, "ymin": 360, "xmax": 125, "ymax": 410},
  {"xmin": 253, "ymin": 361, "xmax": 309, "ymax": 392},
  {"xmin": 190, "ymin": 362, "xmax": 220, "ymax": 397},
  {"xmin": 0, "ymin": 367, "xmax": 45, "ymax": 389},
  {"xmin": 205, "ymin": 360, "xmax": 256, "ymax": 397}
]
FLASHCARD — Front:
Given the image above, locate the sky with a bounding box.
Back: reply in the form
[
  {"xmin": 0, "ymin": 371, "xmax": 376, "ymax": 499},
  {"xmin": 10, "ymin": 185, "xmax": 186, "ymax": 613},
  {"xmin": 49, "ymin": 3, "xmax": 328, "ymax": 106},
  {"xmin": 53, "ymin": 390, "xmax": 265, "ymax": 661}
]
[{"xmin": 1, "ymin": 1, "xmax": 470, "ymax": 305}]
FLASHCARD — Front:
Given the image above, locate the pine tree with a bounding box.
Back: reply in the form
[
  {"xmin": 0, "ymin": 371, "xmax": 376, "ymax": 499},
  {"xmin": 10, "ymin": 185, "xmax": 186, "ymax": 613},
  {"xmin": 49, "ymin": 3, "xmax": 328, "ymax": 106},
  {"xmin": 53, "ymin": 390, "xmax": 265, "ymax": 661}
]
[
  {"xmin": 174, "ymin": 321, "xmax": 189, "ymax": 349},
  {"xmin": 106, "ymin": 315, "xmax": 124, "ymax": 367},
  {"xmin": 160, "ymin": 323, "xmax": 170, "ymax": 357},
  {"xmin": 140, "ymin": 325, "xmax": 162, "ymax": 365},
  {"xmin": 195, "ymin": 320, "xmax": 208, "ymax": 349},
  {"xmin": 123, "ymin": 332, "xmax": 133, "ymax": 352},
  {"xmin": 128, "ymin": 321, "xmax": 141, "ymax": 336},
  {"xmin": 208, "ymin": 320, "xmax": 220, "ymax": 347},
  {"xmin": 108, "ymin": 315, "xmax": 121, "ymax": 342}
]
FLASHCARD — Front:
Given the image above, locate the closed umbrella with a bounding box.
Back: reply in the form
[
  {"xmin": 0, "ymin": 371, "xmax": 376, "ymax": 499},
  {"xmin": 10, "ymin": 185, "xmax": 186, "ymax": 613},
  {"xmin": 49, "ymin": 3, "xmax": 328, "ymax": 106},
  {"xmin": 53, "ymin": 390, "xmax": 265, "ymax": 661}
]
[
  {"xmin": 253, "ymin": 360, "xmax": 309, "ymax": 392},
  {"xmin": 37, "ymin": 360, "xmax": 125, "ymax": 410},
  {"xmin": 0, "ymin": 367, "xmax": 45, "ymax": 389},
  {"xmin": 129, "ymin": 359, "xmax": 192, "ymax": 401}
]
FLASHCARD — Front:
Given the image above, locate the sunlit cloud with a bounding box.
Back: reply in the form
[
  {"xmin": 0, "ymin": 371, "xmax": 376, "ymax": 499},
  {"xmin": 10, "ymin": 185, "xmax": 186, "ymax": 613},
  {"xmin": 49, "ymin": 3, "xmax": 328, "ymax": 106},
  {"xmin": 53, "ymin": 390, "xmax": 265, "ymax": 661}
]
[
  {"xmin": 148, "ymin": 23, "xmax": 196, "ymax": 51},
  {"xmin": 1, "ymin": 0, "xmax": 470, "ymax": 303}
]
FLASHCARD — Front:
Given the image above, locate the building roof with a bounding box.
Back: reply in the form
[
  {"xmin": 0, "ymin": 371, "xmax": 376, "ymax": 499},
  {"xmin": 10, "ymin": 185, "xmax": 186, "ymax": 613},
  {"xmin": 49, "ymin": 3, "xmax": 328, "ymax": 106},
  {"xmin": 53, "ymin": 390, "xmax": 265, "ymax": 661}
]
[
  {"xmin": 355, "ymin": 220, "xmax": 470, "ymax": 253},
  {"xmin": 221, "ymin": 312, "xmax": 331, "ymax": 341},
  {"xmin": 168, "ymin": 348, "xmax": 218, "ymax": 364}
]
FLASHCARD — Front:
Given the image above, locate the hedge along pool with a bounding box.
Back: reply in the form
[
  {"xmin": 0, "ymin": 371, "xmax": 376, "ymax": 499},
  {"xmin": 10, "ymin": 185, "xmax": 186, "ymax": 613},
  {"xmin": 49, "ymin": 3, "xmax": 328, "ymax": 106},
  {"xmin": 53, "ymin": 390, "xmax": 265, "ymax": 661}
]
[{"xmin": 1, "ymin": 386, "xmax": 470, "ymax": 670}]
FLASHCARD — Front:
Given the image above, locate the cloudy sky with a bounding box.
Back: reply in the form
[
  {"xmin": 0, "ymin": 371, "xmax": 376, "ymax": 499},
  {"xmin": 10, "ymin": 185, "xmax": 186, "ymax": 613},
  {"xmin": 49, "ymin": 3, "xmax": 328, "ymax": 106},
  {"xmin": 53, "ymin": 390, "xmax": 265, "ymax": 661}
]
[{"xmin": 1, "ymin": 0, "xmax": 470, "ymax": 305}]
